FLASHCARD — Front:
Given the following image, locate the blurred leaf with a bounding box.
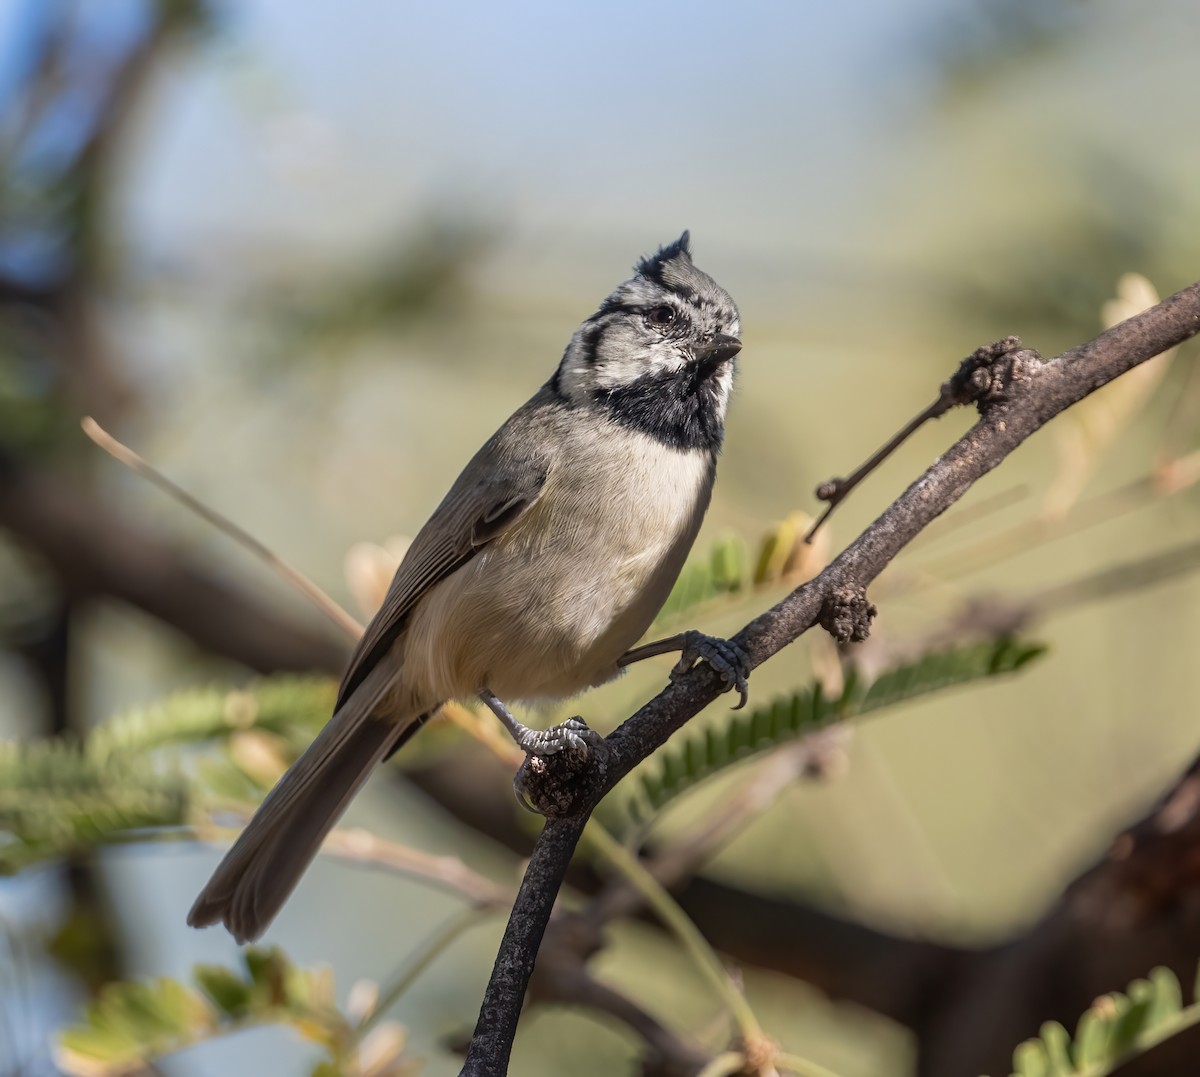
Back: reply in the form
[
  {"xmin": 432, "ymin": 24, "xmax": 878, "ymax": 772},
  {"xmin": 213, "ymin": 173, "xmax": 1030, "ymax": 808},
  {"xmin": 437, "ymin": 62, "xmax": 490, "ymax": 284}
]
[
  {"xmin": 925, "ymin": 0, "xmax": 1087, "ymax": 100},
  {"xmin": 625, "ymin": 638, "xmax": 1045, "ymax": 822},
  {"xmin": 0, "ymin": 677, "xmax": 336, "ymax": 871},
  {"xmin": 193, "ymin": 963, "xmax": 253, "ymax": 1018},
  {"xmin": 1041, "ymin": 274, "xmax": 1178, "ymax": 520},
  {"xmin": 0, "ymin": 741, "xmax": 189, "ymax": 872},
  {"xmin": 90, "ymin": 675, "xmax": 336, "ymax": 759},
  {"xmin": 995, "ymin": 965, "xmax": 1200, "ymax": 1076},
  {"xmin": 56, "ymin": 947, "xmax": 419, "ymax": 1076},
  {"xmin": 653, "ymin": 512, "xmax": 828, "ymax": 630},
  {"xmin": 249, "ymin": 219, "xmax": 495, "ymax": 372},
  {"xmin": 56, "ymin": 977, "xmax": 214, "ymax": 1076}
]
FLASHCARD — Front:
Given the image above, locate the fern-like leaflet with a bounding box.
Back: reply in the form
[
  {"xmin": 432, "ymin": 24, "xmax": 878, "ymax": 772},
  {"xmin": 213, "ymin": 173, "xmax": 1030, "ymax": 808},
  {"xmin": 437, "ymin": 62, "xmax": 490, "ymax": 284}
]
[
  {"xmin": 993, "ymin": 964, "xmax": 1200, "ymax": 1077},
  {"xmin": 625, "ymin": 638, "xmax": 1046, "ymax": 823}
]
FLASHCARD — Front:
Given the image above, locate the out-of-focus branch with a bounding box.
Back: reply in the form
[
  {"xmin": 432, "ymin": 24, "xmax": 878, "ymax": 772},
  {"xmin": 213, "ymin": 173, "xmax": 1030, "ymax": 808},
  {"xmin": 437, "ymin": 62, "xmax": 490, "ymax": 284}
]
[
  {"xmin": 461, "ymin": 279, "xmax": 1200, "ymax": 1074},
  {"xmin": 802, "ymin": 338, "xmax": 1022, "ymax": 543},
  {"xmin": 0, "ymin": 452, "xmax": 347, "ymax": 675},
  {"xmin": 81, "ymin": 417, "xmax": 365, "ymax": 640},
  {"xmin": 531, "ymin": 913, "xmax": 713, "ymax": 1077},
  {"xmin": 188, "ymin": 822, "xmax": 508, "ymax": 910},
  {"xmin": 916, "ymin": 747, "xmax": 1200, "ymax": 1077}
]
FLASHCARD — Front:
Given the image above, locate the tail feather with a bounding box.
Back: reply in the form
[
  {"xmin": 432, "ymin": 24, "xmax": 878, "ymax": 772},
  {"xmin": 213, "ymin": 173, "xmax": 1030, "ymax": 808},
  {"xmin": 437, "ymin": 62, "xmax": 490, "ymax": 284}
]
[{"xmin": 188, "ymin": 662, "xmax": 415, "ymax": 942}]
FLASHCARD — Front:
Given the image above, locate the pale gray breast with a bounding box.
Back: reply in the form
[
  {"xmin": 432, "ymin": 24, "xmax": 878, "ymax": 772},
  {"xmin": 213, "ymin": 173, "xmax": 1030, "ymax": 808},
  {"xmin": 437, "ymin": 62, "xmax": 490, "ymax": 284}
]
[{"xmin": 402, "ymin": 417, "xmax": 715, "ymax": 703}]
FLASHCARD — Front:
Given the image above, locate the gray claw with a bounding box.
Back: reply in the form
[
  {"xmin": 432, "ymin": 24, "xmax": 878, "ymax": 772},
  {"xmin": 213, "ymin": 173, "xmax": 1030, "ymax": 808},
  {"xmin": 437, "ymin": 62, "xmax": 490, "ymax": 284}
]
[
  {"xmin": 518, "ymin": 715, "xmax": 607, "ymax": 759},
  {"xmin": 512, "ymin": 716, "xmax": 608, "ymax": 815},
  {"xmin": 671, "ymin": 631, "xmax": 751, "ymax": 709}
]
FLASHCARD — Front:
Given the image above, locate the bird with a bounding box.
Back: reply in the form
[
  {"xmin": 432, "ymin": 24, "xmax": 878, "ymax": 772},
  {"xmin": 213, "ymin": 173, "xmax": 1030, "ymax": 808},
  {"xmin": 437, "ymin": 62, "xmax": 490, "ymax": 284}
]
[{"xmin": 188, "ymin": 232, "xmax": 749, "ymax": 942}]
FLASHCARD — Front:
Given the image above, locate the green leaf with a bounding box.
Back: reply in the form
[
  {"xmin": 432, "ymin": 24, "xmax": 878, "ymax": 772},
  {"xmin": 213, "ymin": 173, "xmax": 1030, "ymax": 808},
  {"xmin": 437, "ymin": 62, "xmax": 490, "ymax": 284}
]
[
  {"xmin": 56, "ymin": 978, "xmax": 213, "ymax": 1075},
  {"xmin": 0, "ymin": 742, "xmax": 189, "ymax": 873},
  {"xmin": 653, "ymin": 512, "xmax": 823, "ymax": 629},
  {"xmin": 624, "ymin": 638, "xmax": 1045, "ymax": 820},
  {"xmin": 0, "ymin": 677, "xmax": 338, "ymax": 873},
  {"xmin": 1108, "ymin": 983, "xmax": 1152, "ymax": 1056},
  {"xmin": 90, "ymin": 676, "xmax": 337, "ymax": 760},
  {"xmin": 57, "ymin": 947, "xmax": 409, "ymax": 1076},
  {"xmin": 1013, "ymin": 1038, "xmax": 1049, "ymax": 1077},
  {"xmin": 1039, "ymin": 1021, "xmax": 1072, "ymax": 1075},
  {"xmin": 194, "ymin": 964, "xmax": 253, "ymax": 1018},
  {"xmin": 1148, "ymin": 966, "xmax": 1183, "ymax": 1026},
  {"xmin": 994, "ymin": 963, "xmax": 1200, "ymax": 1077}
]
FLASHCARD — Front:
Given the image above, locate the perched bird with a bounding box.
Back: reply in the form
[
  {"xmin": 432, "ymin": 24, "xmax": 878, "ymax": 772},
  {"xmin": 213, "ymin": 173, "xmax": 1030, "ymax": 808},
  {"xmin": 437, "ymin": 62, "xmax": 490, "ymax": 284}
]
[{"xmin": 189, "ymin": 232, "xmax": 749, "ymax": 941}]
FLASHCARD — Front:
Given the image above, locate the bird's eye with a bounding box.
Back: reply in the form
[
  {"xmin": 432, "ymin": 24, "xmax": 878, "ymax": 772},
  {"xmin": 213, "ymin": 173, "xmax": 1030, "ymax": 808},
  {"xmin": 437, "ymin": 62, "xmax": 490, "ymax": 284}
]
[{"xmin": 646, "ymin": 305, "xmax": 676, "ymax": 327}]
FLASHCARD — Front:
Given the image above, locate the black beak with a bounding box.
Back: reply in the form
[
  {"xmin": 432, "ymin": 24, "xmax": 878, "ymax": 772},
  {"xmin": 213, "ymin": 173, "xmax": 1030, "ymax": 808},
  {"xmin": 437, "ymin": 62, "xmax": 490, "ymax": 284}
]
[{"xmin": 692, "ymin": 333, "xmax": 743, "ymax": 366}]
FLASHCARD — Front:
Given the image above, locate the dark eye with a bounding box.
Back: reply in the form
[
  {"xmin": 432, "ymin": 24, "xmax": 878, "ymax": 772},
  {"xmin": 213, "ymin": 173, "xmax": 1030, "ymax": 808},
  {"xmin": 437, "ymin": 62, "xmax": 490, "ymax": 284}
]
[{"xmin": 646, "ymin": 305, "xmax": 676, "ymax": 327}]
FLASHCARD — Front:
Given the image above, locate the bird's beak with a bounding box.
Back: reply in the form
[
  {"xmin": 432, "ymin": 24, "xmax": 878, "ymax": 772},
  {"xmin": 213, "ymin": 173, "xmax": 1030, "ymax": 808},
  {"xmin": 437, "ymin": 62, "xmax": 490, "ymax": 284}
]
[{"xmin": 692, "ymin": 334, "xmax": 743, "ymax": 366}]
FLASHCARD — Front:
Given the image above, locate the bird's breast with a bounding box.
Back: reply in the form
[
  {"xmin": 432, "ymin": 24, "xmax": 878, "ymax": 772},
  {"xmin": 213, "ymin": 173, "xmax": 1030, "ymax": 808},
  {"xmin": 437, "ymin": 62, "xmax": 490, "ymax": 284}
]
[{"xmin": 403, "ymin": 432, "xmax": 715, "ymax": 703}]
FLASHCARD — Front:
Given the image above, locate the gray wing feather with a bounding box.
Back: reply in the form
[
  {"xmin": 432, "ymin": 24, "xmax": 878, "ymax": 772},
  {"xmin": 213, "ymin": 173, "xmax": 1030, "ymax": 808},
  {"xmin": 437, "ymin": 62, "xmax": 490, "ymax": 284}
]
[{"xmin": 335, "ymin": 424, "xmax": 551, "ymax": 709}]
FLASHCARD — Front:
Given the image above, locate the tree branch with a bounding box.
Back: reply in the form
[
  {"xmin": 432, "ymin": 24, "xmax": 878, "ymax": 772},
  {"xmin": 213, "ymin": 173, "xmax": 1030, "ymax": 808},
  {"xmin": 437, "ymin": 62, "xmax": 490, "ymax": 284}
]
[
  {"xmin": 460, "ymin": 817, "xmax": 588, "ymax": 1077},
  {"xmin": 460, "ymin": 278, "xmax": 1200, "ymax": 1074},
  {"xmin": 0, "ymin": 452, "xmax": 347, "ymax": 676}
]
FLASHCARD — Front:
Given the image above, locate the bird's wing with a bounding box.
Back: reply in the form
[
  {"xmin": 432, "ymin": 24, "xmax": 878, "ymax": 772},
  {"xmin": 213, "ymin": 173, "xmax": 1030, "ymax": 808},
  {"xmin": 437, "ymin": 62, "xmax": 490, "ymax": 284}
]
[{"xmin": 334, "ymin": 439, "xmax": 549, "ymax": 709}]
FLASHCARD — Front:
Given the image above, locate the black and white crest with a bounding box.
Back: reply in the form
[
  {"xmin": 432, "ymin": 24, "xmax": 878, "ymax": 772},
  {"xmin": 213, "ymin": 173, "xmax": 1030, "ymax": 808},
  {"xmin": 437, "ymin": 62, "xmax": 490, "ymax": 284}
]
[{"xmin": 553, "ymin": 233, "xmax": 742, "ymax": 454}]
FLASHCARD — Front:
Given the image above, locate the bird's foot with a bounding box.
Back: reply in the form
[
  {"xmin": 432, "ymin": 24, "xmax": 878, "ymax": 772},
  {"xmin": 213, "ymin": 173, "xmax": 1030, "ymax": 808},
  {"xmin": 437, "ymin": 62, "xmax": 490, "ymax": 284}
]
[
  {"xmin": 513, "ymin": 714, "xmax": 607, "ymax": 758},
  {"xmin": 513, "ymin": 716, "xmax": 608, "ymax": 816},
  {"xmin": 478, "ymin": 691, "xmax": 608, "ymax": 815},
  {"xmin": 670, "ymin": 630, "xmax": 751, "ymax": 709}
]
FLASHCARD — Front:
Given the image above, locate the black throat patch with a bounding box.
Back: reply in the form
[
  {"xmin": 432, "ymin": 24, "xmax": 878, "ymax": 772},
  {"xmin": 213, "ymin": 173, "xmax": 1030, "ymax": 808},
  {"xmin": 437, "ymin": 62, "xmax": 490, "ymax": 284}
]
[{"xmin": 595, "ymin": 362, "xmax": 727, "ymax": 453}]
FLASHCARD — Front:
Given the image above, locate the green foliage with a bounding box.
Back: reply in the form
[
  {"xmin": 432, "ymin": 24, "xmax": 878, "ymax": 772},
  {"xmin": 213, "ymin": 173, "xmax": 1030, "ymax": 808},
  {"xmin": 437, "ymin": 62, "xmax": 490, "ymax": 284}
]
[
  {"xmin": 0, "ymin": 741, "xmax": 188, "ymax": 872},
  {"xmin": 89, "ymin": 675, "xmax": 336, "ymax": 759},
  {"xmin": 654, "ymin": 534, "xmax": 753, "ymax": 627},
  {"xmin": 994, "ymin": 965, "xmax": 1200, "ymax": 1077},
  {"xmin": 653, "ymin": 512, "xmax": 821, "ymax": 629},
  {"xmin": 626, "ymin": 638, "xmax": 1046, "ymax": 822},
  {"xmin": 0, "ymin": 677, "xmax": 335, "ymax": 872},
  {"xmin": 55, "ymin": 946, "xmax": 420, "ymax": 1076}
]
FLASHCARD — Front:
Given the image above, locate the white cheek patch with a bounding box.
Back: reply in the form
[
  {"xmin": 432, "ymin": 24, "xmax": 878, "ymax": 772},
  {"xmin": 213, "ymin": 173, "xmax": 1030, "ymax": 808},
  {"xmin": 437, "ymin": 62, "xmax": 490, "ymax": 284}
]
[{"xmin": 593, "ymin": 347, "xmax": 687, "ymax": 390}]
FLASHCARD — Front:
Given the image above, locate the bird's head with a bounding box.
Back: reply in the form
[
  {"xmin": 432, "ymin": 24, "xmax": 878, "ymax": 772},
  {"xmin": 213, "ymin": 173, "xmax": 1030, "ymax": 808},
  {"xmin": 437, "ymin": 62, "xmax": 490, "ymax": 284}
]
[{"xmin": 555, "ymin": 232, "xmax": 742, "ymax": 453}]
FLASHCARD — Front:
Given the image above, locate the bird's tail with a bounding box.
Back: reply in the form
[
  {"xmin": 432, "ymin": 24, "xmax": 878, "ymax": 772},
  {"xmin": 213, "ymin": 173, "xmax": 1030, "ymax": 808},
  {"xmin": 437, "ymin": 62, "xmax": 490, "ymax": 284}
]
[{"xmin": 188, "ymin": 661, "xmax": 421, "ymax": 942}]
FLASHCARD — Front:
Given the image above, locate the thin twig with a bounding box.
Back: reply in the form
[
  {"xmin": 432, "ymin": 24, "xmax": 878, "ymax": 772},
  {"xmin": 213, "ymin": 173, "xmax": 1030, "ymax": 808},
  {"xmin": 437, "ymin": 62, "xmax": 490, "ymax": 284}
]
[
  {"xmin": 696, "ymin": 1053, "xmax": 750, "ymax": 1077},
  {"xmin": 804, "ymin": 392, "xmax": 955, "ymax": 543},
  {"xmin": 82, "ymin": 416, "xmax": 516, "ymax": 762},
  {"xmin": 803, "ymin": 335, "xmax": 1027, "ymax": 543},
  {"xmin": 908, "ymin": 470, "xmax": 1194, "ymax": 585},
  {"xmin": 359, "ymin": 906, "xmax": 494, "ymax": 1037},
  {"xmin": 535, "ymin": 955, "xmax": 714, "ymax": 1074},
  {"xmin": 774, "ymin": 1052, "xmax": 846, "ymax": 1077},
  {"xmin": 81, "ymin": 417, "xmax": 365, "ymax": 640},
  {"xmin": 171, "ymin": 822, "xmax": 509, "ymax": 909},
  {"xmin": 1032, "ymin": 537, "xmax": 1200, "ymax": 616},
  {"xmin": 581, "ymin": 820, "xmax": 763, "ymax": 1043}
]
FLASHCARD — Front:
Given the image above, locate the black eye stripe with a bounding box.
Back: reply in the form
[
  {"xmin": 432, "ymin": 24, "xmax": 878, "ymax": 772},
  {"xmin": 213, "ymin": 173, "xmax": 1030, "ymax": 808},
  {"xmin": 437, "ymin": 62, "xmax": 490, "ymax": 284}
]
[{"xmin": 577, "ymin": 321, "xmax": 605, "ymax": 364}]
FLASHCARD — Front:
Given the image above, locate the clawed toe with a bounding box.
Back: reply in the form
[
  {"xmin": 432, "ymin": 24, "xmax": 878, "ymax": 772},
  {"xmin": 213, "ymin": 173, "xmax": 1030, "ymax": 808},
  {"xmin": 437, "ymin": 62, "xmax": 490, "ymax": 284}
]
[
  {"xmin": 522, "ymin": 715, "xmax": 607, "ymax": 760},
  {"xmin": 512, "ymin": 716, "xmax": 608, "ymax": 815},
  {"xmin": 670, "ymin": 631, "xmax": 752, "ymax": 709}
]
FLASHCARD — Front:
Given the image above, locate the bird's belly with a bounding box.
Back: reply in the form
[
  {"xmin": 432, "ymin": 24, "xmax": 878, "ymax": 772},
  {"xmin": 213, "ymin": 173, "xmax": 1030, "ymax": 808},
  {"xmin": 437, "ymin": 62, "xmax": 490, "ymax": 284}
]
[{"xmin": 401, "ymin": 445, "xmax": 712, "ymax": 704}]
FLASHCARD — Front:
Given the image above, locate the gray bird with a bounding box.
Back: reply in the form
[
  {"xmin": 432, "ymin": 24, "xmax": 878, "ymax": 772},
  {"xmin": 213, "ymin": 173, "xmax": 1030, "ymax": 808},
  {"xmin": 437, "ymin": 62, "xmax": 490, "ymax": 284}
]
[{"xmin": 188, "ymin": 232, "xmax": 748, "ymax": 942}]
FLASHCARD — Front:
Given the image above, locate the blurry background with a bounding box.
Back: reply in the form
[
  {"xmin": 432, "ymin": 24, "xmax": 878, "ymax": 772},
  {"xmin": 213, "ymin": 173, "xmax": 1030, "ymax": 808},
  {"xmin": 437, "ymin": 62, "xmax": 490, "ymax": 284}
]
[{"xmin": 2, "ymin": 1, "xmax": 1199, "ymax": 1074}]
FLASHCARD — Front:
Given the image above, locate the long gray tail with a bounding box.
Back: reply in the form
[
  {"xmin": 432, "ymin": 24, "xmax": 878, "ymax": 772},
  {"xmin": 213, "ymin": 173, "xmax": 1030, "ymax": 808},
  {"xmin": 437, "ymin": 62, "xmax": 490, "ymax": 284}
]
[{"xmin": 188, "ymin": 662, "xmax": 417, "ymax": 942}]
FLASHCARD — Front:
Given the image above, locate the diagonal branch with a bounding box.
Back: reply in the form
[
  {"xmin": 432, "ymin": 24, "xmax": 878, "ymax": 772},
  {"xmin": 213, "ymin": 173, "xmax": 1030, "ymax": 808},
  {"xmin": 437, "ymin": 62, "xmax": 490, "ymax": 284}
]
[
  {"xmin": 460, "ymin": 278, "xmax": 1200, "ymax": 1075},
  {"xmin": 0, "ymin": 450, "xmax": 347, "ymax": 675}
]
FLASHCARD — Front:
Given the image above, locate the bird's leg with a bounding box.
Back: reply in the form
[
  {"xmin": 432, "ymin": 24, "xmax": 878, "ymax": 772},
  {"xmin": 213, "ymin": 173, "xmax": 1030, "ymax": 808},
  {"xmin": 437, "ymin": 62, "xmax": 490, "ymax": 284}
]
[
  {"xmin": 478, "ymin": 689, "xmax": 606, "ymax": 758},
  {"xmin": 619, "ymin": 630, "xmax": 751, "ymax": 709}
]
